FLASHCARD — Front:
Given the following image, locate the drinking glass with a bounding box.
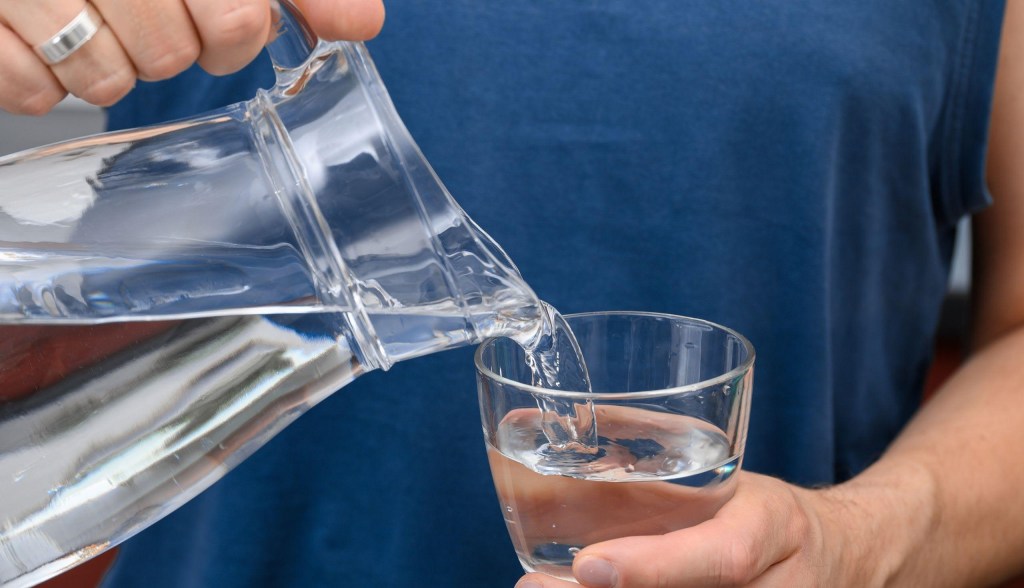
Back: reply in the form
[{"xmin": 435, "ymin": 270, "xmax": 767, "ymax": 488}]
[{"xmin": 476, "ymin": 311, "xmax": 755, "ymax": 582}]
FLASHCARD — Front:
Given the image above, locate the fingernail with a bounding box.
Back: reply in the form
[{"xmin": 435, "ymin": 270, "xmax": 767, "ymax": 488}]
[
  {"xmin": 575, "ymin": 556, "xmax": 618, "ymax": 588},
  {"xmin": 515, "ymin": 581, "xmax": 543, "ymax": 588}
]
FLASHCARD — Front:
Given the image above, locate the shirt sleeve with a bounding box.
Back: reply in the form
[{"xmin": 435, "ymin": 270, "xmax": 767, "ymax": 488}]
[{"xmin": 936, "ymin": 0, "xmax": 1006, "ymax": 223}]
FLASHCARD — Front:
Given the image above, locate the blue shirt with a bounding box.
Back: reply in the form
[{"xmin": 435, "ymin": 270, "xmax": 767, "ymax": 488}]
[{"xmin": 102, "ymin": 1, "xmax": 1005, "ymax": 586}]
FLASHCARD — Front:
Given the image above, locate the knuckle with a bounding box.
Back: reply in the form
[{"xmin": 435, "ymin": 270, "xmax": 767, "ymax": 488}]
[
  {"xmin": 789, "ymin": 501, "xmax": 812, "ymax": 538},
  {"xmin": 208, "ymin": 1, "xmax": 268, "ymax": 47},
  {"xmin": 136, "ymin": 41, "xmax": 201, "ymax": 80},
  {"xmin": 716, "ymin": 539, "xmax": 758, "ymax": 587},
  {"xmin": 777, "ymin": 485, "xmax": 814, "ymax": 542},
  {"xmin": 77, "ymin": 69, "xmax": 136, "ymax": 107}
]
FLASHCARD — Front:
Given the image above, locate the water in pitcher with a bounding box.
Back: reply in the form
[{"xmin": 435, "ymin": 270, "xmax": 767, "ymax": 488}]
[
  {"xmin": 0, "ymin": 253, "xmax": 598, "ymax": 580},
  {"xmin": 0, "ymin": 168, "xmax": 602, "ymax": 585},
  {"xmin": 0, "ymin": 241, "xmax": 341, "ymax": 322},
  {"xmin": 1, "ymin": 222, "xmax": 601, "ymax": 582},
  {"xmin": 0, "ymin": 307, "xmax": 583, "ymax": 582}
]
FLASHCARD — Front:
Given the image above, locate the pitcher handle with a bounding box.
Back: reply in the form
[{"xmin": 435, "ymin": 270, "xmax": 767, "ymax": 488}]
[{"xmin": 266, "ymin": 0, "xmax": 326, "ymax": 83}]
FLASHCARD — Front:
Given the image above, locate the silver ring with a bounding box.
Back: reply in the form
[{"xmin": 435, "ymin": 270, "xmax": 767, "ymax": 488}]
[{"xmin": 35, "ymin": 7, "xmax": 101, "ymax": 65}]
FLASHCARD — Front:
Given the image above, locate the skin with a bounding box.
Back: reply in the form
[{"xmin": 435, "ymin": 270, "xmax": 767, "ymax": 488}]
[
  {"xmin": 517, "ymin": 3, "xmax": 1024, "ymax": 587},
  {"xmin": 0, "ymin": 0, "xmax": 384, "ymax": 115}
]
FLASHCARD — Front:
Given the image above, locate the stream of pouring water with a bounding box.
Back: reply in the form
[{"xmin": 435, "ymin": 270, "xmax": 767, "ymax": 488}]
[{"xmin": 515, "ymin": 302, "xmax": 599, "ymax": 454}]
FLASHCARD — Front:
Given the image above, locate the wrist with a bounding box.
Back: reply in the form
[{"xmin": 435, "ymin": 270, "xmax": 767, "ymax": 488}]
[{"xmin": 813, "ymin": 461, "xmax": 939, "ymax": 587}]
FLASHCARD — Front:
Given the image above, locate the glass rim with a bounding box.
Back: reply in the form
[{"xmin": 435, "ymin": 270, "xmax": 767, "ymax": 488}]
[{"xmin": 474, "ymin": 310, "xmax": 756, "ymax": 400}]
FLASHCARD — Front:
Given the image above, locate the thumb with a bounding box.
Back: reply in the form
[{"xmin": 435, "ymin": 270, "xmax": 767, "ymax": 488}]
[
  {"xmin": 291, "ymin": 0, "xmax": 385, "ymax": 41},
  {"xmin": 571, "ymin": 520, "xmax": 767, "ymax": 588}
]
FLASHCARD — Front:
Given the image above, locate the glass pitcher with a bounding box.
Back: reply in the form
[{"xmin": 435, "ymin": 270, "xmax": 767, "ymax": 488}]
[{"xmin": 0, "ymin": 3, "xmax": 544, "ymax": 585}]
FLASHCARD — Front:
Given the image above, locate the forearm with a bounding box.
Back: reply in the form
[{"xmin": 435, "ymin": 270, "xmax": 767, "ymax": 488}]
[{"xmin": 829, "ymin": 325, "xmax": 1024, "ymax": 587}]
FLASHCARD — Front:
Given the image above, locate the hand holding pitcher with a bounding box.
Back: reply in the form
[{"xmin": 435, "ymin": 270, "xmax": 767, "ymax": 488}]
[{"xmin": 0, "ymin": 0, "xmax": 384, "ymax": 115}]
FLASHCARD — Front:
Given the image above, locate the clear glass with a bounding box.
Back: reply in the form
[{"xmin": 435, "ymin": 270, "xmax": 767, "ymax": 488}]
[
  {"xmin": 477, "ymin": 311, "xmax": 755, "ymax": 582},
  {"xmin": 0, "ymin": 3, "xmax": 546, "ymax": 586}
]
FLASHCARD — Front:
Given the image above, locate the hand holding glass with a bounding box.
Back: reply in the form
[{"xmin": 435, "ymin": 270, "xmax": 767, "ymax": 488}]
[{"xmin": 476, "ymin": 311, "xmax": 755, "ymax": 582}]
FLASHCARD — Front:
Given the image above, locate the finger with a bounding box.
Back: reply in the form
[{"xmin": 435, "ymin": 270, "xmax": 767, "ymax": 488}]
[
  {"xmin": 571, "ymin": 523, "xmax": 768, "ymax": 588},
  {"xmin": 293, "ymin": 0, "xmax": 384, "ymax": 41},
  {"xmin": 516, "ymin": 572, "xmax": 580, "ymax": 588},
  {"xmin": 2, "ymin": 2, "xmax": 136, "ymax": 107},
  {"xmin": 90, "ymin": 0, "xmax": 200, "ymax": 81},
  {"xmin": 571, "ymin": 474, "xmax": 809, "ymax": 587},
  {"xmin": 0, "ymin": 25, "xmax": 66, "ymax": 115},
  {"xmin": 574, "ymin": 512, "xmax": 790, "ymax": 588},
  {"xmin": 183, "ymin": 0, "xmax": 271, "ymax": 76}
]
